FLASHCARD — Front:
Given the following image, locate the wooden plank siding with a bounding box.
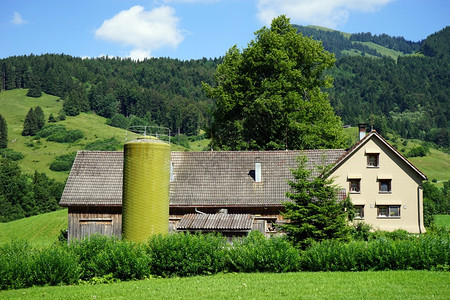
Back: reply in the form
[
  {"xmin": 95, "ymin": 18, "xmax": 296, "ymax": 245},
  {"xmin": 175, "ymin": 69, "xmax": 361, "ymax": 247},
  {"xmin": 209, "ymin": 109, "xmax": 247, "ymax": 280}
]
[{"xmin": 68, "ymin": 206, "xmax": 122, "ymax": 240}]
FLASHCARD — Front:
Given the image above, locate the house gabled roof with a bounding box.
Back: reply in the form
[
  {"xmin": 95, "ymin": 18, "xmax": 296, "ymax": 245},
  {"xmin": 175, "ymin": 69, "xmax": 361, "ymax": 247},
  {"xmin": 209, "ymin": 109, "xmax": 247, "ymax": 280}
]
[
  {"xmin": 330, "ymin": 130, "xmax": 427, "ymax": 180},
  {"xmin": 59, "ymin": 149, "xmax": 345, "ymax": 208}
]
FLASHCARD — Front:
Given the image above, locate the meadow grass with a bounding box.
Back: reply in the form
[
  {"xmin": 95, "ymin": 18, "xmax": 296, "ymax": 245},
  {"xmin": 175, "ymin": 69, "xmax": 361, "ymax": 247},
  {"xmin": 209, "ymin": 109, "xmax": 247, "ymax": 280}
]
[
  {"xmin": 435, "ymin": 215, "xmax": 450, "ymax": 229},
  {"xmin": 0, "ymin": 89, "xmax": 187, "ymax": 181},
  {"xmin": 0, "ymin": 209, "xmax": 67, "ymax": 247},
  {"xmin": 0, "ymin": 271, "xmax": 448, "ymax": 299}
]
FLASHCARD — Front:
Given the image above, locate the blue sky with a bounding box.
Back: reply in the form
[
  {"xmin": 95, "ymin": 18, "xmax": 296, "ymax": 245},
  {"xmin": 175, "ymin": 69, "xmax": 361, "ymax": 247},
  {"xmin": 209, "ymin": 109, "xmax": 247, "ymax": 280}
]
[{"xmin": 1, "ymin": 0, "xmax": 448, "ymax": 61}]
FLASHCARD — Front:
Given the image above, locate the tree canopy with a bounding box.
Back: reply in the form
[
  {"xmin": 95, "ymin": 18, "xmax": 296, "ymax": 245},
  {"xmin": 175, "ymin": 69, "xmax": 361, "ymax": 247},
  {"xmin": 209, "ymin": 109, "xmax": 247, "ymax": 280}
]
[{"xmin": 204, "ymin": 16, "xmax": 346, "ymax": 150}]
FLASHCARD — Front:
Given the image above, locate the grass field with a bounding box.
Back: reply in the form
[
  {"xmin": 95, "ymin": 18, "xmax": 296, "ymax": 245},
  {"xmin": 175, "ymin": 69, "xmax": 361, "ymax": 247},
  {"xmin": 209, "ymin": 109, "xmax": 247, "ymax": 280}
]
[
  {"xmin": 0, "ymin": 89, "xmax": 186, "ymax": 182},
  {"xmin": 0, "ymin": 271, "xmax": 448, "ymax": 299},
  {"xmin": 435, "ymin": 215, "xmax": 450, "ymax": 228},
  {"xmin": 0, "ymin": 209, "xmax": 68, "ymax": 247}
]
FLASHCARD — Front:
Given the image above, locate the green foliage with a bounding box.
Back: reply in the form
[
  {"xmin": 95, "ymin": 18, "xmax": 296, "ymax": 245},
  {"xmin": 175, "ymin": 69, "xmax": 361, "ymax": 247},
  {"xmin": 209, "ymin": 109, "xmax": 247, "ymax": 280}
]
[
  {"xmin": 31, "ymin": 245, "xmax": 80, "ymax": 286},
  {"xmin": 49, "ymin": 152, "xmax": 76, "ymax": 172},
  {"xmin": 0, "ymin": 114, "xmax": 7, "ymax": 149},
  {"xmin": 22, "ymin": 107, "xmax": 38, "ymax": 136},
  {"xmin": 108, "ymin": 113, "xmax": 129, "ymax": 129},
  {"xmin": 300, "ymin": 231, "xmax": 449, "ymax": 271},
  {"xmin": 280, "ymin": 155, "xmax": 352, "ymax": 249},
  {"xmin": 48, "ymin": 113, "xmax": 57, "ymax": 123},
  {"xmin": 204, "ymin": 15, "xmax": 345, "ymax": 150},
  {"xmin": 171, "ymin": 134, "xmax": 190, "ymax": 149},
  {"xmin": 0, "ymin": 158, "xmax": 63, "ymax": 222},
  {"xmin": 146, "ymin": 233, "xmax": 228, "ymax": 277},
  {"xmin": 423, "ymin": 181, "xmax": 449, "ymax": 214},
  {"xmin": 0, "ymin": 148, "xmax": 24, "ymax": 161},
  {"xmin": 37, "ymin": 124, "xmax": 84, "ymax": 143},
  {"xmin": 70, "ymin": 235, "xmax": 150, "ymax": 281},
  {"xmin": 406, "ymin": 145, "xmax": 430, "ymax": 157},
  {"xmin": 34, "ymin": 105, "xmax": 45, "ymax": 130},
  {"xmin": 227, "ymin": 231, "xmax": 300, "ymax": 273},
  {"xmin": 0, "ymin": 241, "xmax": 35, "ymax": 289}
]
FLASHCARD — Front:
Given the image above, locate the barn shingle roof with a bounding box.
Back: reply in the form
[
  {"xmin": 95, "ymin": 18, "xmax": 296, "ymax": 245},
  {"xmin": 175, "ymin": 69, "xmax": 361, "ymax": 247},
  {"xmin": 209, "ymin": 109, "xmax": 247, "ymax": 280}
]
[{"xmin": 59, "ymin": 149, "xmax": 346, "ymax": 208}]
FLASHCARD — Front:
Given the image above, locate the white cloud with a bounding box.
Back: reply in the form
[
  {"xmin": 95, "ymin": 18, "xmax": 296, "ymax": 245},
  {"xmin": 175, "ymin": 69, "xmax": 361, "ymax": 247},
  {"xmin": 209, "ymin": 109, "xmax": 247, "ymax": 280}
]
[
  {"xmin": 95, "ymin": 5, "xmax": 184, "ymax": 59},
  {"xmin": 11, "ymin": 12, "xmax": 28, "ymax": 25},
  {"xmin": 256, "ymin": 0, "xmax": 394, "ymax": 28}
]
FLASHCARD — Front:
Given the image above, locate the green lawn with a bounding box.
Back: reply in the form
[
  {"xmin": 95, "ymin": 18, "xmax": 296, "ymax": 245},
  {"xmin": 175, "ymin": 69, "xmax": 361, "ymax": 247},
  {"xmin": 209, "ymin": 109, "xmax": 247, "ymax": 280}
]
[
  {"xmin": 0, "ymin": 209, "xmax": 68, "ymax": 247},
  {"xmin": 0, "ymin": 271, "xmax": 448, "ymax": 299},
  {"xmin": 435, "ymin": 215, "xmax": 450, "ymax": 228}
]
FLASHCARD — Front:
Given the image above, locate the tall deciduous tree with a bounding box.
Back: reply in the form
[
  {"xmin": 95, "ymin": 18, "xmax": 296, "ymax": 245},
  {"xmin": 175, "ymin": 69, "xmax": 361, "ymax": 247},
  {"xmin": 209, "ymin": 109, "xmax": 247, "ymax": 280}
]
[
  {"xmin": 203, "ymin": 15, "xmax": 346, "ymax": 150},
  {"xmin": 280, "ymin": 155, "xmax": 353, "ymax": 249},
  {"xmin": 0, "ymin": 114, "xmax": 7, "ymax": 149}
]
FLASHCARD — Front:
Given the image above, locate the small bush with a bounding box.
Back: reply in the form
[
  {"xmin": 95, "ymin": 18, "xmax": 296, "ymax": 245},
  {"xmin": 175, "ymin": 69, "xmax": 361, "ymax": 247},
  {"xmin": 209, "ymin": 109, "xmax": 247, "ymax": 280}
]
[
  {"xmin": 406, "ymin": 146, "xmax": 429, "ymax": 158},
  {"xmin": 50, "ymin": 152, "xmax": 77, "ymax": 171},
  {"xmin": 47, "ymin": 129, "xmax": 84, "ymax": 143},
  {"xmin": 31, "ymin": 245, "xmax": 80, "ymax": 286},
  {"xmin": 36, "ymin": 124, "xmax": 66, "ymax": 138},
  {"xmin": 0, "ymin": 241, "xmax": 34, "ymax": 290},
  {"xmin": 146, "ymin": 233, "xmax": 228, "ymax": 277},
  {"xmin": 0, "ymin": 148, "xmax": 24, "ymax": 161},
  {"xmin": 228, "ymin": 231, "xmax": 300, "ymax": 273},
  {"xmin": 89, "ymin": 240, "xmax": 150, "ymax": 280},
  {"xmin": 107, "ymin": 114, "xmax": 129, "ymax": 129}
]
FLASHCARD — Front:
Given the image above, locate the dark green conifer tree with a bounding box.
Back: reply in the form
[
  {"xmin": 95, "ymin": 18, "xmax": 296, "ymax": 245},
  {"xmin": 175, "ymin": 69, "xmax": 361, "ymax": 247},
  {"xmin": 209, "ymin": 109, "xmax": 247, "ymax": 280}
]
[
  {"xmin": 0, "ymin": 114, "xmax": 7, "ymax": 149},
  {"xmin": 22, "ymin": 108, "xmax": 38, "ymax": 136},
  {"xmin": 279, "ymin": 155, "xmax": 353, "ymax": 249},
  {"xmin": 34, "ymin": 105, "xmax": 45, "ymax": 130}
]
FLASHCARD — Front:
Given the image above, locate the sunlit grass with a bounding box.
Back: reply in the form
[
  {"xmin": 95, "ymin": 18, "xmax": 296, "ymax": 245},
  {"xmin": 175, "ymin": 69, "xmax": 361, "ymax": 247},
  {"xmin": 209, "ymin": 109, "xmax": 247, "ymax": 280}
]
[{"xmin": 0, "ymin": 271, "xmax": 448, "ymax": 299}]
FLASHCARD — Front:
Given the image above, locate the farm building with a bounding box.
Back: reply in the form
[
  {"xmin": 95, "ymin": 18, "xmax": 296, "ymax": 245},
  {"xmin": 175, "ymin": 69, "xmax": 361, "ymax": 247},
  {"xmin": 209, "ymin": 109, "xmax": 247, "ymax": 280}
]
[{"xmin": 59, "ymin": 129, "xmax": 427, "ymax": 240}]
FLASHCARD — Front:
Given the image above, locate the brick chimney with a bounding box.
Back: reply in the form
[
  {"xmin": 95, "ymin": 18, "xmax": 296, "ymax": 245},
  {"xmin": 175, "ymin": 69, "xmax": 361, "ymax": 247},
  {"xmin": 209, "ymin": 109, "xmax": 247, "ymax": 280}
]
[{"xmin": 358, "ymin": 123, "xmax": 367, "ymax": 140}]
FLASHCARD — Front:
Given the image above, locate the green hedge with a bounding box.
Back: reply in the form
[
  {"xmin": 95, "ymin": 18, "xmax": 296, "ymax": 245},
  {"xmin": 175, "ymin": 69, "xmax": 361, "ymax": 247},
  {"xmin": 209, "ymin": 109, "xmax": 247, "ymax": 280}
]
[
  {"xmin": 300, "ymin": 233, "xmax": 449, "ymax": 271},
  {"xmin": 1, "ymin": 231, "xmax": 448, "ymax": 291}
]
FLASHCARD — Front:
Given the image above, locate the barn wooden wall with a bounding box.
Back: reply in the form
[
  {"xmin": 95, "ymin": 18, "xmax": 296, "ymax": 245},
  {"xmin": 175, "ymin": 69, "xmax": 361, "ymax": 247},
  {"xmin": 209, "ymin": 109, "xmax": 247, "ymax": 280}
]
[{"xmin": 68, "ymin": 206, "xmax": 122, "ymax": 240}]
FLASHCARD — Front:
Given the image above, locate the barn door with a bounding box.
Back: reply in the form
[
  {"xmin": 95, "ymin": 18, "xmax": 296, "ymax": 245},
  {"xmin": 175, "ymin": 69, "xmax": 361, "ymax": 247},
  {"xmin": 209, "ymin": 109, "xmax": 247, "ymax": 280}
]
[{"xmin": 79, "ymin": 218, "xmax": 113, "ymax": 238}]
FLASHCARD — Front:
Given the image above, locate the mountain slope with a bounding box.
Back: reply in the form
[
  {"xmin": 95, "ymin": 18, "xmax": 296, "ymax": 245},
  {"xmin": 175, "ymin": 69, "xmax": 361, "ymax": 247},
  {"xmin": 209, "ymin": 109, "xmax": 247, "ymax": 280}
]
[{"xmin": 295, "ymin": 25, "xmax": 421, "ymax": 59}]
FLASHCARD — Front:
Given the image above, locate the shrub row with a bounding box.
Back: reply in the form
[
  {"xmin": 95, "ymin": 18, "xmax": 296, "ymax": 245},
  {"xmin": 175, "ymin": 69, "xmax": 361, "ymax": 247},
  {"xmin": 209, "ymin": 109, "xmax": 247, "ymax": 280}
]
[
  {"xmin": 1, "ymin": 231, "xmax": 448, "ymax": 290},
  {"xmin": 300, "ymin": 232, "xmax": 449, "ymax": 271}
]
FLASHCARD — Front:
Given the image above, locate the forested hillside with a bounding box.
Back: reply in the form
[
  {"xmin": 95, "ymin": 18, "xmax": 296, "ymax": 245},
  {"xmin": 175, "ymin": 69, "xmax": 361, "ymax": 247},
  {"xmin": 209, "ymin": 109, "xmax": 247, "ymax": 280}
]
[
  {"xmin": 0, "ymin": 27, "xmax": 448, "ymax": 147},
  {"xmin": 296, "ymin": 26, "xmax": 449, "ymax": 147}
]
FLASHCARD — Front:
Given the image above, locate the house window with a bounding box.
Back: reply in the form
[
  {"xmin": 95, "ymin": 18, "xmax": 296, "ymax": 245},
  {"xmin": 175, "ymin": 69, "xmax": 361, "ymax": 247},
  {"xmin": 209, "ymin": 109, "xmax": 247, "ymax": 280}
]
[
  {"xmin": 377, "ymin": 205, "xmax": 400, "ymax": 218},
  {"xmin": 349, "ymin": 179, "xmax": 361, "ymax": 193},
  {"xmin": 379, "ymin": 179, "xmax": 391, "ymax": 193},
  {"xmin": 354, "ymin": 205, "xmax": 364, "ymax": 219},
  {"xmin": 367, "ymin": 154, "xmax": 379, "ymax": 167}
]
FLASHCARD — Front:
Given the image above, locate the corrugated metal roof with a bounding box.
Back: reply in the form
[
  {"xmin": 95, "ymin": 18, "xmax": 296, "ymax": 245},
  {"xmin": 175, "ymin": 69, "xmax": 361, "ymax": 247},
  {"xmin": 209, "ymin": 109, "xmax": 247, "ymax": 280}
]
[
  {"xmin": 177, "ymin": 214, "xmax": 254, "ymax": 230},
  {"xmin": 59, "ymin": 149, "xmax": 346, "ymax": 207}
]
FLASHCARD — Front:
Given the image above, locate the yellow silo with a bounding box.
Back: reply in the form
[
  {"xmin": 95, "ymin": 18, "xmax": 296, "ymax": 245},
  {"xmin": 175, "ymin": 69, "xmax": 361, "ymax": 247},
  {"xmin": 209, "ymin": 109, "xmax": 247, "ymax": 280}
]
[{"xmin": 122, "ymin": 136, "xmax": 171, "ymax": 242}]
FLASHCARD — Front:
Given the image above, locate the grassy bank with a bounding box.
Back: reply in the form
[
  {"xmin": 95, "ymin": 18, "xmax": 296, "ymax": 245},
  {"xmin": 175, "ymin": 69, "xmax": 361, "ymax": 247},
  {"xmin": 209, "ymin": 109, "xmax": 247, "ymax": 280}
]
[
  {"xmin": 0, "ymin": 209, "xmax": 67, "ymax": 247},
  {"xmin": 0, "ymin": 271, "xmax": 448, "ymax": 299}
]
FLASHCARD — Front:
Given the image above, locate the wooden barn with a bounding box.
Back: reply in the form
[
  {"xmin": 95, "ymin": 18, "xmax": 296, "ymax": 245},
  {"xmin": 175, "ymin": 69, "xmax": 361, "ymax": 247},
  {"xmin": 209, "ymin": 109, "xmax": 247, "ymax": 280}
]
[
  {"xmin": 59, "ymin": 130, "xmax": 427, "ymax": 240},
  {"xmin": 59, "ymin": 149, "xmax": 344, "ymax": 240}
]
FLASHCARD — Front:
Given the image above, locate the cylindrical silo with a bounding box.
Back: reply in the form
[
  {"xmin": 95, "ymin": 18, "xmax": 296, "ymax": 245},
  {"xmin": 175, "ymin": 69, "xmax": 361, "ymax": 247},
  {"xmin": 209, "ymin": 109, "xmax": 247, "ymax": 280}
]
[{"xmin": 122, "ymin": 136, "xmax": 171, "ymax": 242}]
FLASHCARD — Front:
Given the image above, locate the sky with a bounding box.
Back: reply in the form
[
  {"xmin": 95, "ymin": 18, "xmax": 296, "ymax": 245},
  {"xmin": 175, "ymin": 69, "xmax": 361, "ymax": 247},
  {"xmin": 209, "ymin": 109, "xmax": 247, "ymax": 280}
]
[{"xmin": 1, "ymin": 0, "xmax": 448, "ymax": 61}]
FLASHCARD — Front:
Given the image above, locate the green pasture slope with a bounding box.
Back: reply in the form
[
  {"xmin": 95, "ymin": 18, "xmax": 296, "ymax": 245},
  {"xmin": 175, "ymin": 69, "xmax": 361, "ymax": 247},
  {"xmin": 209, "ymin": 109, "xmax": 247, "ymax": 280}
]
[
  {"xmin": 0, "ymin": 271, "xmax": 448, "ymax": 299},
  {"xmin": 0, "ymin": 89, "xmax": 186, "ymax": 182},
  {"xmin": 0, "ymin": 209, "xmax": 67, "ymax": 247}
]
